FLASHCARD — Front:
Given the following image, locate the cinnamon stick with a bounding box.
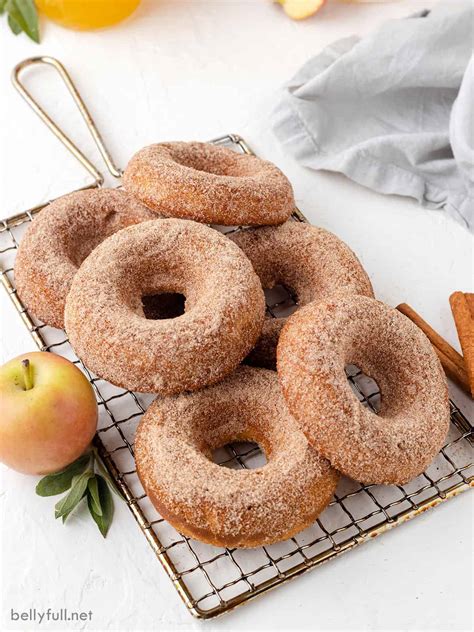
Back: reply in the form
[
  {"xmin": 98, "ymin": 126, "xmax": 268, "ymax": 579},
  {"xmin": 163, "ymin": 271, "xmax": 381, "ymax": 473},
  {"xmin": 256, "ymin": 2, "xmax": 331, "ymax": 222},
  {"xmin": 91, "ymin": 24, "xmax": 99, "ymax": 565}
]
[
  {"xmin": 396, "ymin": 303, "xmax": 471, "ymax": 396},
  {"xmin": 449, "ymin": 292, "xmax": 474, "ymax": 397}
]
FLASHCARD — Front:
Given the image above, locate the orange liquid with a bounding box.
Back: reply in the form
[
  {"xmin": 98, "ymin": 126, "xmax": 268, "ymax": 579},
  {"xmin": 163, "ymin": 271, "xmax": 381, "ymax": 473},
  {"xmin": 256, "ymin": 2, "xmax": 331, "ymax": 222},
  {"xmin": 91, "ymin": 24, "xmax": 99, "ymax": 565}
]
[{"xmin": 36, "ymin": 0, "xmax": 141, "ymax": 31}]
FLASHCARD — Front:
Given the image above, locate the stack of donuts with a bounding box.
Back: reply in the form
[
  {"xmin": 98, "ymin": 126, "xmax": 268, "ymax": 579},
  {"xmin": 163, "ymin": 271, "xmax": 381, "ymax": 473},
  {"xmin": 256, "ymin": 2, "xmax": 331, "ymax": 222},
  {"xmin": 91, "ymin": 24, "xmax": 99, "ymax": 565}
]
[{"xmin": 15, "ymin": 141, "xmax": 450, "ymax": 548}]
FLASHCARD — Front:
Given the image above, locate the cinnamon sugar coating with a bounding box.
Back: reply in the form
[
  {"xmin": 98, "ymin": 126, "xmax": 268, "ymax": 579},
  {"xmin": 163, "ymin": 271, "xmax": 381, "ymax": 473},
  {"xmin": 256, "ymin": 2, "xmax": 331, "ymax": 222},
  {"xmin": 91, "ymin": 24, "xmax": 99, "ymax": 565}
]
[
  {"xmin": 123, "ymin": 142, "xmax": 295, "ymax": 226},
  {"xmin": 230, "ymin": 222, "xmax": 374, "ymax": 369},
  {"xmin": 277, "ymin": 295, "xmax": 450, "ymax": 485},
  {"xmin": 14, "ymin": 188, "xmax": 156, "ymax": 328},
  {"xmin": 135, "ymin": 366, "xmax": 339, "ymax": 548},
  {"xmin": 64, "ymin": 219, "xmax": 265, "ymax": 395}
]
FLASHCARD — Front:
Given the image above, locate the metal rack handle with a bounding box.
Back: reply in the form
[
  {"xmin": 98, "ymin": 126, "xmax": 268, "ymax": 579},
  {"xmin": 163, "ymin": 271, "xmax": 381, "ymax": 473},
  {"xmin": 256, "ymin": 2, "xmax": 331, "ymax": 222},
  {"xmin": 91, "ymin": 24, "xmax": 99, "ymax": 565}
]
[{"xmin": 11, "ymin": 56, "xmax": 123, "ymax": 185}]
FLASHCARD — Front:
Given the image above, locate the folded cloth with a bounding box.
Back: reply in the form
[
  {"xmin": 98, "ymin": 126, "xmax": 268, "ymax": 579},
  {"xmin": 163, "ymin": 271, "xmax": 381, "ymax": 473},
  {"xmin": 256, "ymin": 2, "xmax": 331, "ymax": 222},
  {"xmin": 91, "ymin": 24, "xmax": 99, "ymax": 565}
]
[{"xmin": 272, "ymin": 1, "xmax": 474, "ymax": 231}]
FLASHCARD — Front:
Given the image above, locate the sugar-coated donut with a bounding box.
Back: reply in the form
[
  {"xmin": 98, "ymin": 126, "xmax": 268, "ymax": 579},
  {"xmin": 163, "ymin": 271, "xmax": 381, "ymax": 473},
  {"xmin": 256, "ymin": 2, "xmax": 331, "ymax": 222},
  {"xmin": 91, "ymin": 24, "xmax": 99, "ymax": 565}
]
[
  {"xmin": 64, "ymin": 219, "xmax": 265, "ymax": 394},
  {"xmin": 230, "ymin": 222, "xmax": 374, "ymax": 369},
  {"xmin": 123, "ymin": 141, "xmax": 295, "ymax": 226},
  {"xmin": 14, "ymin": 189, "xmax": 156, "ymax": 329},
  {"xmin": 135, "ymin": 366, "xmax": 339, "ymax": 548},
  {"xmin": 277, "ymin": 295, "xmax": 450, "ymax": 485}
]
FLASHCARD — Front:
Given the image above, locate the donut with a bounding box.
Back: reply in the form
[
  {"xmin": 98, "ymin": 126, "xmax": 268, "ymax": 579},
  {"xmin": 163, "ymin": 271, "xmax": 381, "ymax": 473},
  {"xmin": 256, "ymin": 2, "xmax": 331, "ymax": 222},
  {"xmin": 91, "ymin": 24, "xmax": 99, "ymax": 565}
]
[
  {"xmin": 123, "ymin": 141, "xmax": 295, "ymax": 226},
  {"xmin": 64, "ymin": 219, "xmax": 265, "ymax": 394},
  {"xmin": 135, "ymin": 366, "xmax": 339, "ymax": 548},
  {"xmin": 14, "ymin": 189, "xmax": 156, "ymax": 329},
  {"xmin": 230, "ymin": 222, "xmax": 374, "ymax": 369},
  {"xmin": 277, "ymin": 295, "xmax": 450, "ymax": 485}
]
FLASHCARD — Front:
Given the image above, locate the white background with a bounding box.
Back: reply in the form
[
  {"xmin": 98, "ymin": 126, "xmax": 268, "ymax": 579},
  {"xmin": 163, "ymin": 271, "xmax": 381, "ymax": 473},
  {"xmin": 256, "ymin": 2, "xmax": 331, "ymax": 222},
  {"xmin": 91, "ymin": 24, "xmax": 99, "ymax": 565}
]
[{"xmin": 0, "ymin": 1, "xmax": 472, "ymax": 631}]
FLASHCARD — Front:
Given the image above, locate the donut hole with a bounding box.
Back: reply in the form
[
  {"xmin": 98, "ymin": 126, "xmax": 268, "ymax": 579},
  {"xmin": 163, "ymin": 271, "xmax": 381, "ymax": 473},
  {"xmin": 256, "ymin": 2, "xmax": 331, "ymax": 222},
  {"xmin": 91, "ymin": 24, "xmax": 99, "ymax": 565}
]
[
  {"xmin": 212, "ymin": 441, "xmax": 267, "ymax": 470},
  {"xmin": 264, "ymin": 284, "xmax": 298, "ymax": 318},
  {"xmin": 68, "ymin": 236, "xmax": 106, "ymax": 268},
  {"xmin": 103, "ymin": 209, "xmax": 117, "ymax": 222},
  {"xmin": 345, "ymin": 364, "xmax": 381, "ymax": 413},
  {"xmin": 141, "ymin": 292, "xmax": 186, "ymax": 320},
  {"xmin": 176, "ymin": 154, "xmax": 230, "ymax": 176},
  {"xmin": 171, "ymin": 148, "xmax": 255, "ymax": 178}
]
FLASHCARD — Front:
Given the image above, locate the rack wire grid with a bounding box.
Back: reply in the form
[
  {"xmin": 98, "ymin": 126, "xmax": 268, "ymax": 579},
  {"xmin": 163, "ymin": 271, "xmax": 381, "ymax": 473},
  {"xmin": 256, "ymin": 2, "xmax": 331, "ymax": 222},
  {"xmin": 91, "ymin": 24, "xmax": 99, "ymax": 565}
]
[{"xmin": 2, "ymin": 57, "xmax": 473, "ymax": 620}]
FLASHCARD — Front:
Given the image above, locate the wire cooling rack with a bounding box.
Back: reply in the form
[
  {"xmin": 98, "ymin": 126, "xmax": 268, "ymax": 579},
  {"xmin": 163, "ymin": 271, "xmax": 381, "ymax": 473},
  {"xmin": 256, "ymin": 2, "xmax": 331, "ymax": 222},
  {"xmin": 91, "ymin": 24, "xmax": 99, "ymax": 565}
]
[{"xmin": 1, "ymin": 57, "xmax": 473, "ymax": 620}]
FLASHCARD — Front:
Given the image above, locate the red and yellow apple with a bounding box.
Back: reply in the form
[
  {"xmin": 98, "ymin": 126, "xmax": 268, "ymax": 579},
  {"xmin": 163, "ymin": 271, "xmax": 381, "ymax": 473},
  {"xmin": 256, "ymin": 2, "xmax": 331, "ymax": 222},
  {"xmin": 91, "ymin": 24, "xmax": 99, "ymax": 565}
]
[
  {"xmin": 0, "ymin": 352, "xmax": 97, "ymax": 475},
  {"xmin": 276, "ymin": 0, "xmax": 326, "ymax": 20}
]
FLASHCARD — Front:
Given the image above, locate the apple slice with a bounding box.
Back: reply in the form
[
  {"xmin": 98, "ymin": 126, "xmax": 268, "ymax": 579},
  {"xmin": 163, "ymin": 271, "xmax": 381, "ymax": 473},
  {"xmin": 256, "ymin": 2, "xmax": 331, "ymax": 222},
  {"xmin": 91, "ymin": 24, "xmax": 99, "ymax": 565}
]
[{"xmin": 277, "ymin": 0, "xmax": 326, "ymax": 20}]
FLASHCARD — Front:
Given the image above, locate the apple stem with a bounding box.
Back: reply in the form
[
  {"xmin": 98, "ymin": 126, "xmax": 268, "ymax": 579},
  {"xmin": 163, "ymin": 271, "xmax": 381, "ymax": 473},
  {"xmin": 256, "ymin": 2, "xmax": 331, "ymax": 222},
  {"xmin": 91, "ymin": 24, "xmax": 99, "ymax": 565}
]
[{"xmin": 22, "ymin": 358, "xmax": 33, "ymax": 390}]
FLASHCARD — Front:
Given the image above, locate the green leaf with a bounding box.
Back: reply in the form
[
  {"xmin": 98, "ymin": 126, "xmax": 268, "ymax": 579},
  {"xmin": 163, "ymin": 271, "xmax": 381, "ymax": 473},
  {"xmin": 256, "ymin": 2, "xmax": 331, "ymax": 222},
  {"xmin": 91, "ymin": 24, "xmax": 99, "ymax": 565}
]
[
  {"xmin": 54, "ymin": 471, "xmax": 93, "ymax": 520},
  {"xmin": 87, "ymin": 475, "xmax": 114, "ymax": 538},
  {"xmin": 7, "ymin": 13, "xmax": 21, "ymax": 33},
  {"xmin": 5, "ymin": 0, "xmax": 39, "ymax": 43},
  {"xmin": 36, "ymin": 454, "xmax": 91, "ymax": 497},
  {"xmin": 0, "ymin": 0, "xmax": 8, "ymax": 15},
  {"xmin": 95, "ymin": 456, "xmax": 124, "ymax": 500},
  {"xmin": 87, "ymin": 476, "xmax": 102, "ymax": 517}
]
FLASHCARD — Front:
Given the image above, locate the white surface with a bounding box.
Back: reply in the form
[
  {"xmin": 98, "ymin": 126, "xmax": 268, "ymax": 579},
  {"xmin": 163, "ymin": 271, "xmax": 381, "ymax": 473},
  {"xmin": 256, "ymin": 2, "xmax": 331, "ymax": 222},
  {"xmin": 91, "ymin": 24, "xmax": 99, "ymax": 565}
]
[{"xmin": 0, "ymin": 1, "xmax": 472, "ymax": 631}]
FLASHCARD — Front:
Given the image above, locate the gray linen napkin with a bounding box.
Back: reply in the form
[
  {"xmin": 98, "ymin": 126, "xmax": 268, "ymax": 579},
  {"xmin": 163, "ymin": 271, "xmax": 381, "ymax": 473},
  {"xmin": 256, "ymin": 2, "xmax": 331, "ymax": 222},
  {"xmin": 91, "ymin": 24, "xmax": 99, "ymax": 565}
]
[{"xmin": 272, "ymin": 1, "xmax": 474, "ymax": 231}]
